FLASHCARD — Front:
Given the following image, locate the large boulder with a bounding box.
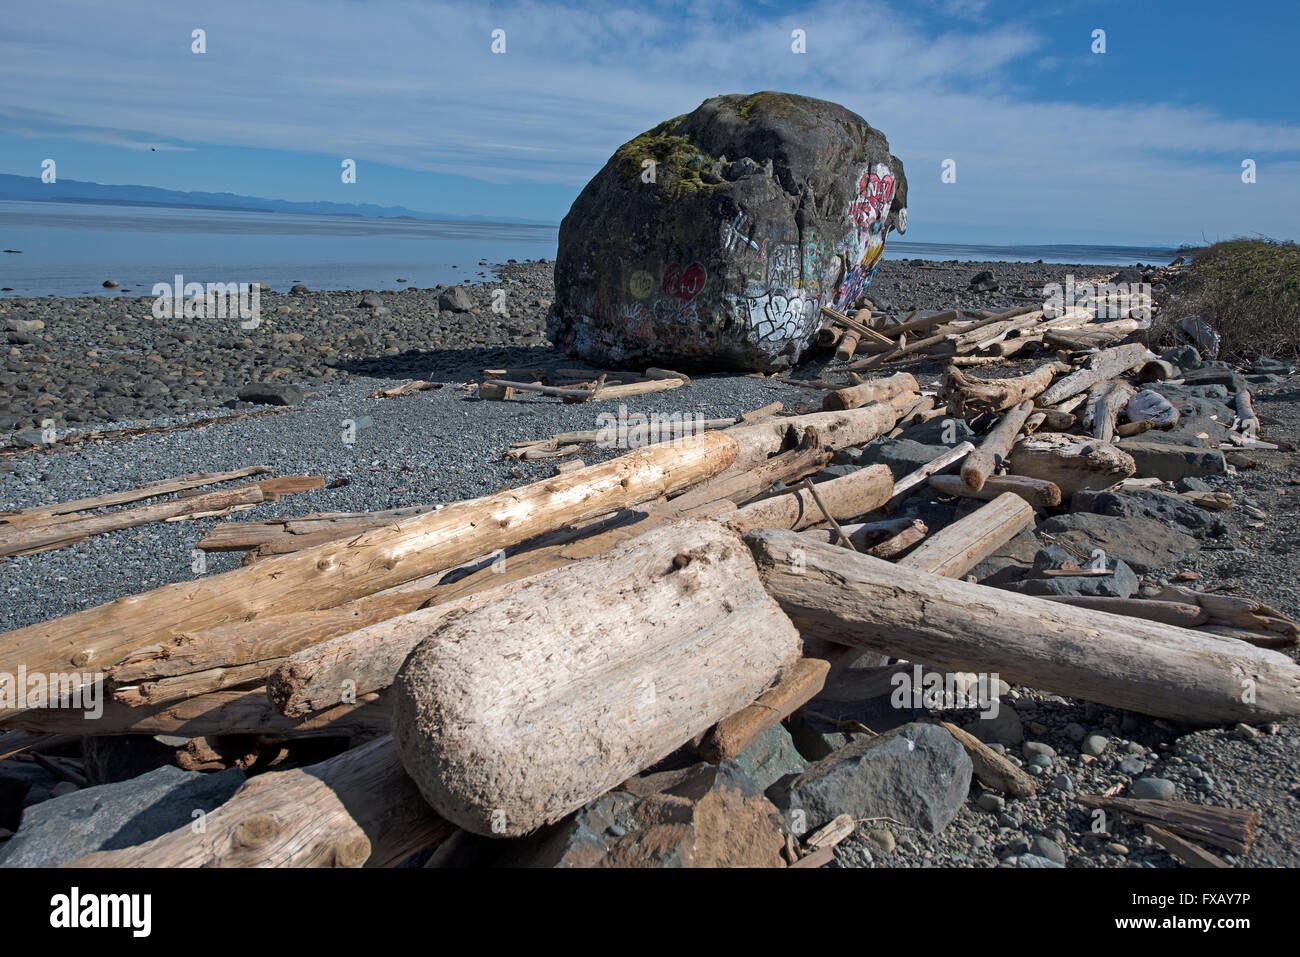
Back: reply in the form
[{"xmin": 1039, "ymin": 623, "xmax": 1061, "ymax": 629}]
[{"xmin": 548, "ymin": 92, "xmax": 908, "ymax": 371}]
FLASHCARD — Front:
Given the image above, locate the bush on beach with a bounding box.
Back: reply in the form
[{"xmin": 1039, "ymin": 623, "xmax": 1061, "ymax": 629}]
[{"xmin": 1154, "ymin": 238, "xmax": 1300, "ymax": 359}]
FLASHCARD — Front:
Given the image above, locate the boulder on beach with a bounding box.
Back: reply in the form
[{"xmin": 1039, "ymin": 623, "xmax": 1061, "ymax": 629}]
[{"xmin": 548, "ymin": 91, "xmax": 908, "ymax": 371}]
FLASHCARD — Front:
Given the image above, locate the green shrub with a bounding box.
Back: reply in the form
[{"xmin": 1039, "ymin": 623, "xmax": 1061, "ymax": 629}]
[{"xmin": 1154, "ymin": 238, "xmax": 1300, "ymax": 359}]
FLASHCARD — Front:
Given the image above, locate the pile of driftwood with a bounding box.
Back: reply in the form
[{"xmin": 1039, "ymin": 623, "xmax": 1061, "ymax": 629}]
[{"xmin": 1, "ymin": 339, "xmax": 1297, "ymax": 866}]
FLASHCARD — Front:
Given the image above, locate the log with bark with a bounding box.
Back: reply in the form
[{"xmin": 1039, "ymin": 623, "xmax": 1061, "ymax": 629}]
[{"xmin": 744, "ymin": 529, "xmax": 1300, "ymax": 725}]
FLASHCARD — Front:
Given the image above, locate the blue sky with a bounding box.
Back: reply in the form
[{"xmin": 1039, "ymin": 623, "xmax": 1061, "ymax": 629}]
[{"xmin": 2, "ymin": 0, "xmax": 1297, "ymax": 245}]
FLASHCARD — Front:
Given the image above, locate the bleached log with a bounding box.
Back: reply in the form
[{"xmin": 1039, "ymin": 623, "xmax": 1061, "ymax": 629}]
[
  {"xmin": 268, "ymin": 575, "xmax": 540, "ymax": 717},
  {"xmin": 0, "ymin": 433, "xmax": 737, "ymax": 722},
  {"xmin": 726, "ymin": 392, "xmax": 915, "ymax": 470},
  {"xmin": 943, "ymin": 361, "xmax": 1067, "ymax": 416},
  {"xmin": 1041, "ymin": 596, "xmax": 1209, "ymax": 627},
  {"xmin": 730, "ymin": 466, "xmax": 893, "ymax": 532},
  {"xmin": 822, "ymin": 372, "xmax": 918, "ymax": 411},
  {"xmin": 392, "ymin": 520, "xmax": 803, "ymax": 837},
  {"xmin": 1008, "ymin": 433, "xmax": 1136, "ymax": 498},
  {"xmin": 745, "ymin": 529, "xmax": 1300, "ymax": 726},
  {"xmin": 1085, "ymin": 379, "xmax": 1137, "ymax": 443},
  {"xmin": 1038, "ymin": 343, "xmax": 1148, "ymax": 406},
  {"xmin": 6, "ymin": 688, "xmax": 390, "ymax": 737},
  {"xmin": 961, "ymin": 401, "xmax": 1034, "ymax": 492},
  {"xmin": 0, "ymin": 467, "xmax": 271, "ymax": 523},
  {"xmin": 897, "ymin": 492, "xmax": 1035, "ymax": 578},
  {"xmin": 71, "ymin": 737, "xmax": 452, "ymax": 867},
  {"xmin": 1234, "ymin": 389, "xmax": 1260, "ymax": 439}
]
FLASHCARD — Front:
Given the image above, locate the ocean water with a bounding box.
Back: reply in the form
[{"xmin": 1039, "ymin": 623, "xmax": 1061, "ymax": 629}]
[{"xmin": 0, "ymin": 201, "xmax": 1178, "ymax": 298}]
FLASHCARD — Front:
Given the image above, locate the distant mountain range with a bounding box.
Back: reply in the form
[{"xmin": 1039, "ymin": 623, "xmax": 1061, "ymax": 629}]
[{"xmin": 0, "ymin": 174, "xmax": 558, "ymax": 226}]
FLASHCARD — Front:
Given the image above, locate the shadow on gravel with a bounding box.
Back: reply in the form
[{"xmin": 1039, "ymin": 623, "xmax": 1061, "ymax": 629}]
[{"xmin": 335, "ymin": 344, "xmax": 562, "ymax": 382}]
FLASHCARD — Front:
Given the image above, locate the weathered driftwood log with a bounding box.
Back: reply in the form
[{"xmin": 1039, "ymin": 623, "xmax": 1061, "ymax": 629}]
[
  {"xmin": 1143, "ymin": 824, "xmax": 1230, "ymax": 868},
  {"xmin": 268, "ymin": 574, "xmax": 543, "ymax": 717},
  {"xmin": 696, "ymin": 658, "xmax": 829, "ymax": 761},
  {"xmin": 0, "ymin": 467, "xmax": 271, "ymax": 523},
  {"xmin": 726, "ymin": 393, "xmax": 915, "ymax": 469},
  {"xmin": 0, "ymin": 483, "xmax": 269, "ymax": 557},
  {"xmin": 0, "ymin": 433, "xmax": 737, "ymax": 722},
  {"xmin": 822, "ymin": 372, "xmax": 918, "ymax": 412},
  {"xmin": 1147, "ymin": 586, "xmax": 1300, "ymax": 643},
  {"xmin": 1234, "ymin": 389, "xmax": 1260, "ymax": 438},
  {"xmin": 885, "ymin": 441, "xmax": 973, "ymax": 510},
  {"xmin": 745, "ymin": 529, "xmax": 1300, "ymax": 725},
  {"xmin": 897, "ymin": 492, "xmax": 1035, "ymax": 578},
  {"xmin": 71, "ymin": 737, "xmax": 453, "ymax": 867},
  {"xmin": 6, "ymin": 688, "xmax": 390, "ymax": 737},
  {"xmin": 1084, "ymin": 379, "xmax": 1137, "ymax": 443},
  {"xmin": 881, "ymin": 308, "xmax": 958, "ymax": 339},
  {"xmin": 1074, "ymin": 794, "xmax": 1257, "ymax": 855},
  {"xmin": 1038, "ymin": 343, "xmax": 1149, "ymax": 405},
  {"xmin": 961, "ymin": 401, "xmax": 1034, "ymax": 492},
  {"xmin": 1041, "ymin": 596, "xmax": 1209, "ymax": 627},
  {"xmin": 834, "ymin": 326, "xmax": 863, "ymax": 362},
  {"xmin": 929, "ymin": 473, "xmax": 1061, "ymax": 508},
  {"xmin": 943, "ymin": 361, "xmax": 1067, "ymax": 416},
  {"xmin": 1007, "ymin": 433, "xmax": 1136, "ymax": 498},
  {"xmin": 729, "ymin": 465, "xmax": 893, "ymax": 532},
  {"xmin": 391, "ymin": 520, "xmax": 803, "ymax": 837}
]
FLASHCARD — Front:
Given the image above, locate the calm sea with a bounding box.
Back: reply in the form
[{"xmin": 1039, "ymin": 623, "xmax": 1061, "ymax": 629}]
[{"xmin": 0, "ymin": 201, "xmax": 1178, "ymax": 298}]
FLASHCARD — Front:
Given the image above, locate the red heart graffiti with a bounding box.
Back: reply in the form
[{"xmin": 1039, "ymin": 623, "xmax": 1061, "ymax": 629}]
[{"xmin": 663, "ymin": 263, "xmax": 707, "ymax": 303}]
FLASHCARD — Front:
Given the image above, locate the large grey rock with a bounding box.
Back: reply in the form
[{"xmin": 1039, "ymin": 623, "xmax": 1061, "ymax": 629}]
[
  {"xmin": 730, "ymin": 724, "xmax": 807, "ymax": 793},
  {"xmin": 237, "ymin": 381, "xmax": 304, "ymax": 406},
  {"xmin": 1120, "ymin": 441, "xmax": 1227, "ymax": 481},
  {"xmin": 770, "ymin": 722, "xmax": 972, "ymax": 833},
  {"xmin": 1071, "ymin": 488, "xmax": 1220, "ymax": 535},
  {"xmin": 1040, "ymin": 512, "xmax": 1198, "ymax": 574},
  {"xmin": 0, "ymin": 765, "xmax": 244, "ymax": 868},
  {"xmin": 1007, "ymin": 558, "xmax": 1139, "ymax": 598},
  {"xmin": 548, "ymin": 92, "xmax": 908, "ymax": 371},
  {"xmin": 437, "ymin": 286, "xmax": 473, "ymax": 312}
]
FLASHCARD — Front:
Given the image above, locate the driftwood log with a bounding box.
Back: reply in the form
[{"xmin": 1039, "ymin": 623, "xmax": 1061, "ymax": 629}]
[
  {"xmin": 961, "ymin": 400, "xmax": 1034, "ymax": 492},
  {"xmin": 745, "ymin": 529, "xmax": 1300, "ymax": 725},
  {"xmin": 1008, "ymin": 433, "xmax": 1136, "ymax": 498},
  {"xmin": 822, "ymin": 372, "xmax": 918, "ymax": 412},
  {"xmin": 71, "ymin": 736, "xmax": 452, "ymax": 867},
  {"xmin": 391, "ymin": 520, "xmax": 803, "ymax": 837},
  {"xmin": 897, "ymin": 492, "xmax": 1035, "ymax": 578},
  {"xmin": 943, "ymin": 361, "xmax": 1067, "ymax": 416},
  {"xmin": 929, "ymin": 473, "xmax": 1061, "ymax": 508}
]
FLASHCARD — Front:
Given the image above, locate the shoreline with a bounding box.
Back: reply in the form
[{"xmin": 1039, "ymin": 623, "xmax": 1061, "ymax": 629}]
[{"xmin": 0, "ymin": 257, "xmax": 1128, "ymax": 439}]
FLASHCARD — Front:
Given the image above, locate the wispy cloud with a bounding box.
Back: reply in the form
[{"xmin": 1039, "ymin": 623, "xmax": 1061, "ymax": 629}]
[{"xmin": 0, "ymin": 0, "xmax": 1295, "ymax": 242}]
